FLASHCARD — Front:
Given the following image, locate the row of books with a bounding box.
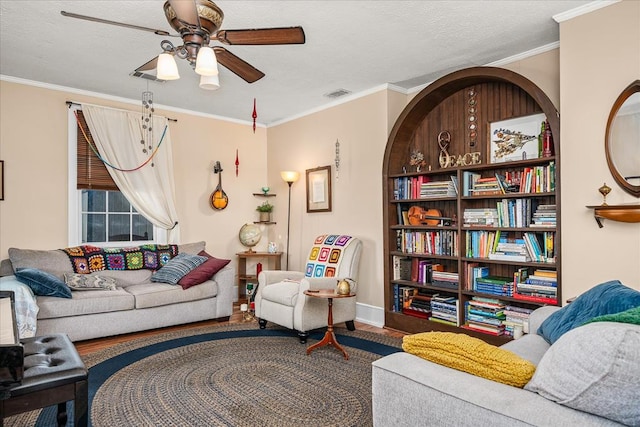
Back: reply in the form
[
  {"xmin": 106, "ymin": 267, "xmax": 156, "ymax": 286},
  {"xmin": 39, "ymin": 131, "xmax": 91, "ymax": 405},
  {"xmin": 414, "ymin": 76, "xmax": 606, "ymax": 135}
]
[
  {"xmin": 396, "ymin": 229, "xmax": 458, "ymax": 256},
  {"xmin": 461, "ymin": 162, "xmax": 555, "ymax": 197},
  {"xmin": 512, "ymin": 268, "xmax": 558, "ymax": 304},
  {"xmin": 463, "ymin": 297, "xmax": 535, "ymax": 337},
  {"xmin": 393, "ymin": 176, "xmax": 458, "ymax": 200},
  {"xmin": 464, "ymin": 229, "xmax": 555, "ymax": 263},
  {"xmin": 395, "ymin": 286, "xmax": 538, "ymax": 336},
  {"xmin": 462, "ymin": 199, "xmax": 554, "ymax": 230}
]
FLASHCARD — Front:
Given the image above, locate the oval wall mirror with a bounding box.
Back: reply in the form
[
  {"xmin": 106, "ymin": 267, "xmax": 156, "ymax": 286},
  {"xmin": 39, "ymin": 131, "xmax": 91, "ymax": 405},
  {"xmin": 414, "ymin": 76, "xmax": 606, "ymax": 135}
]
[{"xmin": 605, "ymin": 80, "xmax": 640, "ymax": 197}]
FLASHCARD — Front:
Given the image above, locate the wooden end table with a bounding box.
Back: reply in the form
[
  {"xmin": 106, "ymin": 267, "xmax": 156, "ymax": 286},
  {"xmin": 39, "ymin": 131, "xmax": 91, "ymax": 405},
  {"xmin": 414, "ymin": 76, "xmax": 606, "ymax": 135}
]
[{"xmin": 303, "ymin": 289, "xmax": 354, "ymax": 360}]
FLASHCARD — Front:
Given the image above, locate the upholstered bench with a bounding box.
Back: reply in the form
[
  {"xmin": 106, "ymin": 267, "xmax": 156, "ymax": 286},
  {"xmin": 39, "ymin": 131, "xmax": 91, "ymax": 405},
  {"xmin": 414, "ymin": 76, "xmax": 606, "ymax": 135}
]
[{"xmin": 0, "ymin": 334, "xmax": 88, "ymax": 427}]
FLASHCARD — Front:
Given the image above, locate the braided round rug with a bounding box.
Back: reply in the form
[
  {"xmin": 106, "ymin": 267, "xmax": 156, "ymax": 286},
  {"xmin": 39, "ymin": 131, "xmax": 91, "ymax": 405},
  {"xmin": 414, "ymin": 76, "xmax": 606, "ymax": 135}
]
[{"xmin": 5, "ymin": 323, "xmax": 402, "ymax": 427}]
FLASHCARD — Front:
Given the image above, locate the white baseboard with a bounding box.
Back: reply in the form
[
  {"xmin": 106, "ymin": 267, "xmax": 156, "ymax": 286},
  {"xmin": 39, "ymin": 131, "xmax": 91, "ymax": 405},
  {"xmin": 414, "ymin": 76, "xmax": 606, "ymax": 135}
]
[{"xmin": 355, "ymin": 302, "xmax": 385, "ymax": 328}]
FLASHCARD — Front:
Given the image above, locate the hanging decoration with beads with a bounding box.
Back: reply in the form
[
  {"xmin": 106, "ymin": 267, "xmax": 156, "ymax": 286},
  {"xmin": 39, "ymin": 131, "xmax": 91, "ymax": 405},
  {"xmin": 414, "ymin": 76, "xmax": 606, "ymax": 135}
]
[
  {"xmin": 252, "ymin": 98, "xmax": 257, "ymax": 133},
  {"xmin": 141, "ymin": 90, "xmax": 155, "ymax": 166},
  {"xmin": 467, "ymin": 86, "xmax": 478, "ymax": 148},
  {"xmin": 335, "ymin": 139, "xmax": 340, "ymax": 179}
]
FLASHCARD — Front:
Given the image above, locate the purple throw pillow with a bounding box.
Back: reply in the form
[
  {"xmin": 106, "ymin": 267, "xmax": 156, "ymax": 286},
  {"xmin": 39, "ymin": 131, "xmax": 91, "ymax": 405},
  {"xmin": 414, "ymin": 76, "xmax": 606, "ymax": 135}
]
[{"xmin": 178, "ymin": 251, "xmax": 230, "ymax": 289}]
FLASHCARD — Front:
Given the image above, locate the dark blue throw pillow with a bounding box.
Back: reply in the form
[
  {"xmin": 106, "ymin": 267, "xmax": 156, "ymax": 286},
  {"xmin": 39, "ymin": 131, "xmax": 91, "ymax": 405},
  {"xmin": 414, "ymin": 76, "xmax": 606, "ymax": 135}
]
[
  {"xmin": 15, "ymin": 268, "xmax": 72, "ymax": 298},
  {"xmin": 537, "ymin": 280, "xmax": 640, "ymax": 344}
]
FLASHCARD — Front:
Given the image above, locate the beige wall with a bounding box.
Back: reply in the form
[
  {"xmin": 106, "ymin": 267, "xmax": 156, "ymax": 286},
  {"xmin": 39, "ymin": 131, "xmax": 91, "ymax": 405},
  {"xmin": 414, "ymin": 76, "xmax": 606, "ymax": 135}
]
[
  {"xmin": 266, "ymin": 89, "xmax": 406, "ymax": 309},
  {"xmin": 559, "ymin": 0, "xmax": 640, "ymax": 297},
  {"xmin": 0, "ymin": 81, "xmax": 268, "ymax": 263}
]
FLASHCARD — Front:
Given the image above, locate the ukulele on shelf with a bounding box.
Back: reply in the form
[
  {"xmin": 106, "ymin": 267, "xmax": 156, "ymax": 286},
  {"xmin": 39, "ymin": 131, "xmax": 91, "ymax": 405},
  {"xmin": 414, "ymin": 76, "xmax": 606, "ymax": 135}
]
[{"xmin": 210, "ymin": 161, "xmax": 229, "ymax": 210}]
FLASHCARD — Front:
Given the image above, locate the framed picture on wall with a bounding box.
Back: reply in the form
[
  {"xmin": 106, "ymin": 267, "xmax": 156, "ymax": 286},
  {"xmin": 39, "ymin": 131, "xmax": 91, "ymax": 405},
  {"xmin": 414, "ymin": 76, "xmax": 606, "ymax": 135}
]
[
  {"xmin": 306, "ymin": 165, "xmax": 332, "ymax": 213},
  {"xmin": 489, "ymin": 113, "xmax": 546, "ymax": 163}
]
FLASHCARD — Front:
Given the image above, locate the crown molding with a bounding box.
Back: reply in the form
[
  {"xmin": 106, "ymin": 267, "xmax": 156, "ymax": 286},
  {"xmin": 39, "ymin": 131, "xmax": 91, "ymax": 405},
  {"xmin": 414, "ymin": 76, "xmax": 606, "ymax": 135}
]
[
  {"xmin": 0, "ymin": 74, "xmax": 265, "ymax": 128},
  {"xmin": 553, "ymin": 0, "xmax": 620, "ymax": 23}
]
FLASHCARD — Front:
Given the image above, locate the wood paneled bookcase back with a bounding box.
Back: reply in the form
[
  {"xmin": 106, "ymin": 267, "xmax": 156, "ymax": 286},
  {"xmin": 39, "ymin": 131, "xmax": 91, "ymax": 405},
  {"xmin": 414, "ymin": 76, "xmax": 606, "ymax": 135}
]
[{"xmin": 382, "ymin": 67, "xmax": 561, "ymax": 345}]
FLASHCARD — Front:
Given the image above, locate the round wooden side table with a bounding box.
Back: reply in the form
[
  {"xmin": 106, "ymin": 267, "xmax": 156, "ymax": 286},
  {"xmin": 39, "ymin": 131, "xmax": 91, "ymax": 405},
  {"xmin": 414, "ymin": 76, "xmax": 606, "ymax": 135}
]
[{"xmin": 303, "ymin": 289, "xmax": 355, "ymax": 360}]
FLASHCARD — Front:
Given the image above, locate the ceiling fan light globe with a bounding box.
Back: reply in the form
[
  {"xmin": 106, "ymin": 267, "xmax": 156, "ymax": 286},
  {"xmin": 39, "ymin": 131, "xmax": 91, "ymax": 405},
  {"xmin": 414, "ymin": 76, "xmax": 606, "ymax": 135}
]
[
  {"xmin": 199, "ymin": 74, "xmax": 220, "ymax": 90},
  {"xmin": 195, "ymin": 46, "xmax": 219, "ymax": 76},
  {"xmin": 157, "ymin": 53, "xmax": 180, "ymax": 80}
]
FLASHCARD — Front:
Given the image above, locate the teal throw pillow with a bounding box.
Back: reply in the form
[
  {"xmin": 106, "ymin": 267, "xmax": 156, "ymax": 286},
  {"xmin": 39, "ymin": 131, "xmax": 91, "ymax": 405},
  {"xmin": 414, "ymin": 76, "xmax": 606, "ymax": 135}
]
[
  {"xmin": 537, "ymin": 280, "xmax": 640, "ymax": 344},
  {"xmin": 151, "ymin": 253, "xmax": 208, "ymax": 285},
  {"xmin": 15, "ymin": 268, "xmax": 72, "ymax": 298}
]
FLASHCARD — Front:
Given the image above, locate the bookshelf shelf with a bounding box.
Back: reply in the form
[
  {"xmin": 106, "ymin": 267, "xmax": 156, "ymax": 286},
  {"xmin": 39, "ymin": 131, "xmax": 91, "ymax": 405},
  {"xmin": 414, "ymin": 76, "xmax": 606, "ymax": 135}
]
[{"xmin": 383, "ymin": 67, "xmax": 561, "ymax": 342}]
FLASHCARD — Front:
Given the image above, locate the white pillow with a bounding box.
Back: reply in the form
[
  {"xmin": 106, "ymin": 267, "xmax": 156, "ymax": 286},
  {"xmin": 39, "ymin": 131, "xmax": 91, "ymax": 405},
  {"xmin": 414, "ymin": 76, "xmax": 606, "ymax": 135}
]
[{"xmin": 525, "ymin": 321, "xmax": 640, "ymax": 425}]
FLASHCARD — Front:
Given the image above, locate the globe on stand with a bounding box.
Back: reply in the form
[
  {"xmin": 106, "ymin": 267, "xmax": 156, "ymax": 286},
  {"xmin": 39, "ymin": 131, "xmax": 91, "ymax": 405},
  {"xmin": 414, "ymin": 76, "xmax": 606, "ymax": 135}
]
[{"xmin": 239, "ymin": 223, "xmax": 262, "ymax": 253}]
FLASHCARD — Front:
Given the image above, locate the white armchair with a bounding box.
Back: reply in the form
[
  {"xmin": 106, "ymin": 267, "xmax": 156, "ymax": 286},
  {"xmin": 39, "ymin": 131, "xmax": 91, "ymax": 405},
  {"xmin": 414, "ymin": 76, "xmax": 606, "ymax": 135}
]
[{"xmin": 255, "ymin": 234, "xmax": 362, "ymax": 343}]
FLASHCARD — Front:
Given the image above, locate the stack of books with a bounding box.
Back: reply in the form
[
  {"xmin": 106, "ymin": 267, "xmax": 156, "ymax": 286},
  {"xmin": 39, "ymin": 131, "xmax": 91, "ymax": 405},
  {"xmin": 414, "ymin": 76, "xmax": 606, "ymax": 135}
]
[
  {"xmin": 429, "ymin": 295, "xmax": 460, "ymax": 326},
  {"xmin": 420, "ymin": 178, "xmax": 458, "ymax": 198},
  {"xmin": 513, "ymin": 269, "xmax": 557, "ymax": 304},
  {"xmin": 431, "ymin": 270, "xmax": 459, "ymax": 290},
  {"xmin": 463, "ymin": 297, "xmax": 506, "ymax": 336},
  {"xmin": 474, "ymin": 273, "xmax": 514, "ymax": 297},
  {"xmin": 469, "ymin": 176, "xmax": 502, "ymax": 196},
  {"xmin": 403, "ymin": 291, "xmax": 435, "ymax": 319},
  {"xmin": 463, "ymin": 208, "xmax": 499, "ymax": 227},
  {"xmin": 502, "ymin": 305, "xmax": 534, "ymax": 337},
  {"xmin": 488, "ymin": 235, "xmax": 532, "ymax": 262},
  {"xmin": 530, "ymin": 204, "xmax": 557, "ymax": 227}
]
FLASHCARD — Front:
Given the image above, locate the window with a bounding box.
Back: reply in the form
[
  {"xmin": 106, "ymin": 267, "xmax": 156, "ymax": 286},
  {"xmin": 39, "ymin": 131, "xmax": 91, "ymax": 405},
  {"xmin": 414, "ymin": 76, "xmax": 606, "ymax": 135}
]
[{"xmin": 68, "ymin": 106, "xmax": 161, "ymax": 246}]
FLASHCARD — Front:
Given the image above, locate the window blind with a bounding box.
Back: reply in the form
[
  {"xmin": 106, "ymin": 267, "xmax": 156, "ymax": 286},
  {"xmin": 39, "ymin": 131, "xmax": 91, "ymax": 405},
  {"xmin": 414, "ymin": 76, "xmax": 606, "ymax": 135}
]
[{"xmin": 76, "ymin": 111, "xmax": 118, "ymax": 191}]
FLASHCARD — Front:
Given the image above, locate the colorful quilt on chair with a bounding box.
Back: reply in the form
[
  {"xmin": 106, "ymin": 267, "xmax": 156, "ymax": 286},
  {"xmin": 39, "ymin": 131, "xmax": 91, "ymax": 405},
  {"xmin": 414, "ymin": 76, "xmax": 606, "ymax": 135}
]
[
  {"xmin": 304, "ymin": 235, "xmax": 354, "ymax": 278},
  {"xmin": 62, "ymin": 244, "xmax": 179, "ymax": 274}
]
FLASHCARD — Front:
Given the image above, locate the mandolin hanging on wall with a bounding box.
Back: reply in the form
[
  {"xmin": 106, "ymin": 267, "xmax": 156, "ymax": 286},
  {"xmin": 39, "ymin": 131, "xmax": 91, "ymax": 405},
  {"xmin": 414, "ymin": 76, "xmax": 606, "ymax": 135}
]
[{"xmin": 210, "ymin": 161, "xmax": 229, "ymax": 210}]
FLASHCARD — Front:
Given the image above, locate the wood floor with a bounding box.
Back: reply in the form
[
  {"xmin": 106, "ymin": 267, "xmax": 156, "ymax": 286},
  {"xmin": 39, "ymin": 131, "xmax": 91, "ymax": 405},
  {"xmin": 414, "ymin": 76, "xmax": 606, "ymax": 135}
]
[{"xmin": 74, "ymin": 303, "xmax": 407, "ymax": 356}]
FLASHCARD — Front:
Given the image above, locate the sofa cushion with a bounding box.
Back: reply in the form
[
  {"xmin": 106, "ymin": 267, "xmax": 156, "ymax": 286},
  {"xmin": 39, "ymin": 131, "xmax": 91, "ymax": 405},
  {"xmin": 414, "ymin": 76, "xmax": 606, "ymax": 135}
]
[
  {"xmin": 126, "ymin": 280, "xmax": 218, "ymax": 309},
  {"xmin": 537, "ymin": 280, "xmax": 640, "ymax": 344},
  {"xmin": 261, "ymin": 280, "xmax": 301, "ymax": 307},
  {"xmin": 525, "ymin": 321, "xmax": 640, "ymax": 426},
  {"xmin": 15, "ymin": 268, "xmax": 72, "ymax": 298},
  {"xmin": 178, "ymin": 241, "xmax": 206, "ymax": 255},
  {"xmin": 8, "ymin": 248, "xmax": 72, "ymax": 279},
  {"xmin": 178, "ymin": 251, "xmax": 230, "ymax": 289},
  {"xmin": 498, "ymin": 332, "xmax": 550, "ymax": 366},
  {"xmin": 402, "ymin": 332, "xmax": 536, "ymax": 388},
  {"xmin": 151, "ymin": 253, "xmax": 207, "ymax": 285},
  {"xmin": 84, "ymin": 269, "xmax": 153, "ymax": 287},
  {"xmin": 64, "ymin": 273, "xmax": 117, "ymax": 291},
  {"xmin": 37, "ymin": 288, "xmax": 135, "ymax": 319}
]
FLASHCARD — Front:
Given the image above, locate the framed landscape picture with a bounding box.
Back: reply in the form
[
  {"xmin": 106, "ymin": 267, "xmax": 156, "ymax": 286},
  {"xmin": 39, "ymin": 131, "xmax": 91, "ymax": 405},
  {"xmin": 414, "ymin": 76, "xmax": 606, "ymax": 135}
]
[
  {"xmin": 306, "ymin": 165, "xmax": 332, "ymax": 213},
  {"xmin": 489, "ymin": 113, "xmax": 546, "ymax": 163}
]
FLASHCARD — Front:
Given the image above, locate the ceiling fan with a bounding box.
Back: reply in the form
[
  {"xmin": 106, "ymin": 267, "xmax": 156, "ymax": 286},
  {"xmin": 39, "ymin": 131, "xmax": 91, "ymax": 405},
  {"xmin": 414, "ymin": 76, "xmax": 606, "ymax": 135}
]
[{"xmin": 61, "ymin": 0, "xmax": 305, "ymax": 86}]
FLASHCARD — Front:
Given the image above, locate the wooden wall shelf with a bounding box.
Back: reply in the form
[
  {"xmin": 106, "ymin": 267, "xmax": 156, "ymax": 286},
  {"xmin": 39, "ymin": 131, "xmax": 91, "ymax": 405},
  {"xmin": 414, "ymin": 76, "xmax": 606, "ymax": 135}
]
[{"xmin": 586, "ymin": 204, "xmax": 640, "ymax": 228}]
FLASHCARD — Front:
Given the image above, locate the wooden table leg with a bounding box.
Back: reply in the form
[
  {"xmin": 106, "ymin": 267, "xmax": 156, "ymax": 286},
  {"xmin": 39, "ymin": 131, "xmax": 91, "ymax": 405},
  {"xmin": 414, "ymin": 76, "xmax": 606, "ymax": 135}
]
[{"xmin": 306, "ymin": 298, "xmax": 349, "ymax": 360}]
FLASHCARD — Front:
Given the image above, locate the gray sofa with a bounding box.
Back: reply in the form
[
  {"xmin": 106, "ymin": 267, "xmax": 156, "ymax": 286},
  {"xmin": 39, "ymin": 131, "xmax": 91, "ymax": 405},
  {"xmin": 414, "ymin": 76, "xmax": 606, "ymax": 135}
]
[
  {"xmin": 0, "ymin": 241, "xmax": 234, "ymax": 342},
  {"xmin": 372, "ymin": 305, "xmax": 639, "ymax": 426}
]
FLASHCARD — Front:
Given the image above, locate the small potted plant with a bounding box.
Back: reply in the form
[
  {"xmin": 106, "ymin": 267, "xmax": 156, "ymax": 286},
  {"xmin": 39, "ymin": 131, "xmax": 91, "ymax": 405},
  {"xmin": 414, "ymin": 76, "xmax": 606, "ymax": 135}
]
[{"xmin": 256, "ymin": 201, "xmax": 274, "ymax": 222}]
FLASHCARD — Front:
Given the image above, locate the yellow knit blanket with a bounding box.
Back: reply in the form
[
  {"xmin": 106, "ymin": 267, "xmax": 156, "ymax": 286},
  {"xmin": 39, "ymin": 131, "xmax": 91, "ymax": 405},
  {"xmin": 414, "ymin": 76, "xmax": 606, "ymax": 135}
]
[{"xmin": 402, "ymin": 332, "xmax": 536, "ymax": 388}]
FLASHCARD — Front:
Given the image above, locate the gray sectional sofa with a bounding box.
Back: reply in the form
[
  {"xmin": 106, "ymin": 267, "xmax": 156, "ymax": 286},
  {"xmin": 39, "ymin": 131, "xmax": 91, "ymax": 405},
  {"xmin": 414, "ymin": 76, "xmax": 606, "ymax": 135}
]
[
  {"xmin": 372, "ymin": 303, "xmax": 639, "ymax": 426},
  {"xmin": 0, "ymin": 241, "xmax": 234, "ymax": 342}
]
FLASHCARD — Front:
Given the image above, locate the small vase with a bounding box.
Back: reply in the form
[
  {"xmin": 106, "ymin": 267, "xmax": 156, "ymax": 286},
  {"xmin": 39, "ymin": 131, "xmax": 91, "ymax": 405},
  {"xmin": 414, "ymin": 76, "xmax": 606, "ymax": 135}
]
[{"xmin": 259, "ymin": 212, "xmax": 271, "ymax": 222}]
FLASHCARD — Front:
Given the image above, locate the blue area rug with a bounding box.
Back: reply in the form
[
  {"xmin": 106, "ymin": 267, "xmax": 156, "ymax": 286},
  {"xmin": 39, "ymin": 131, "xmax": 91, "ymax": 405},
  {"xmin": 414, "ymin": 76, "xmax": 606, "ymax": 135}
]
[{"xmin": 7, "ymin": 323, "xmax": 401, "ymax": 427}]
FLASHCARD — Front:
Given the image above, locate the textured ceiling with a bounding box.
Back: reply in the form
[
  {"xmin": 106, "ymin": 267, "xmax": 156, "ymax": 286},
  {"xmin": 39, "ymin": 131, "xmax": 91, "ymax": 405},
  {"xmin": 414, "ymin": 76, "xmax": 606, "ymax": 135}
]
[{"xmin": 0, "ymin": 1, "xmax": 595, "ymax": 126}]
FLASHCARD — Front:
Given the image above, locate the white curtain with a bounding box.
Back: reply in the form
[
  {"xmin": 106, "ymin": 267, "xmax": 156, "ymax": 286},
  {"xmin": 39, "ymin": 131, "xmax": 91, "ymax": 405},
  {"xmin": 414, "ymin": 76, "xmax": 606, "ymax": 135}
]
[{"xmin": 81, "ymin": 104, "xmax": 180, "ymax": 243}]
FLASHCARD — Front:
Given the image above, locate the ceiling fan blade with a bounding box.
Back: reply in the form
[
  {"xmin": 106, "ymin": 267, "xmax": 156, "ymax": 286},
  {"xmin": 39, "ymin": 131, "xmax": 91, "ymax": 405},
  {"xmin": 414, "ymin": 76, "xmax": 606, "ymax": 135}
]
[
  {"xmin": 167, "ymin": 0, "xmax": 200, "ymax": 27},
  {"xmin": 135, "ymin": 57, "xmax": 159, "ymax": 72},
  {"xmin": 213, "ymin": 47, "xmax": 265, "ymax": 83},
  {"xmin": 60, "ymin": 11, "xmax": 177, "ymax": 37},
  {"xmin": 216, "ymin": 27, "xmax": 305, "ymax": 45}
]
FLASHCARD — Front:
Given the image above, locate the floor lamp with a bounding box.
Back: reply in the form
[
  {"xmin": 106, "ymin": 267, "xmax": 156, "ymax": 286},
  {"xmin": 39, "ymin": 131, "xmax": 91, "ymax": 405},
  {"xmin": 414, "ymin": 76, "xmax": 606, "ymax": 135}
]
[{"xmin": 280, "ymin": 171, "xmax": 300, "ymax": 270}]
